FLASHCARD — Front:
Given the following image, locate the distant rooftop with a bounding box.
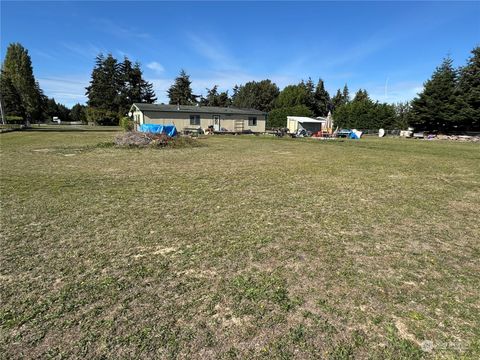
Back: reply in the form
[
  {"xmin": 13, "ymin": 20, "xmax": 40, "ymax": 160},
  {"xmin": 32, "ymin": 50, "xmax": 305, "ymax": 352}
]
[
  {"xmin": 132, "ymin": 103, "xmax": 265, "ymax": 116},
  {"xmin": 287, "ymin": 116, "xmax": 326, "ymax": 123}
]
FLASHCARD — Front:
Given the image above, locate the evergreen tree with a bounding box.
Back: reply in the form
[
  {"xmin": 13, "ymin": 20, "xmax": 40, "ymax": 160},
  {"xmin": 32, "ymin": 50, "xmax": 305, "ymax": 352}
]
[
  {"xmin": 200, "ymin": 85, "xmax": 218, "ymax": 106},
  {"xmin": 217, "ymin": 90, "xmax": 231, "ymax": 107},
  {"xmin": 231, "ymin": 85, "xmax": 239, "ymax": 103},
  {"xmin": 334, "ymin": 89, "xmax": 395, "ymax": 130},
  {"xmin": 0, "ymin": 72, "xmax": 25, "ymax": 118},
  {"xmin": 200, "ymin": 85, "xmax": 231, "ymax": 107},
  {"xmin": 232, "ymin": 79, "xmax": 279, "ymax": 112},
  {"xmin": 140, "ymin": 78, "xmax": 157, "ymax": 104},
  {"xmin": 1, "ymin": 43, "xmax": 43, "ymax": 120},
  {"xmin": 331, "ymin": 89, "xmax": 344, "ymax": 111},
  {"xmin": 342, "ymin": 84, "xmax": 350, "ymax": 103},
  {"xmin": 118, "ymin": 58, "xmax": 156, "ymax": 114},
  {"xmin": 305, "ymin": 77, "xmax": 315, "ymax": 94},
  {"xmin": 167, "ymin": 70, "xmax": 197, "ymax": 105},
  {"xmin": 456, "ymin": 46, "xmax": 480, "ymax": 130},
  {"xmin": 119, "ymin": 57, "xmax": 140, "ymax": 109},
  {"xmin": 56, "ymin": 103, "xmax": 71, "ymax": 122},
  {"xmin": 353, "ymin": 89, "xmax": 370, "ymax": 102},
  {"xmin": 410, "ymin": 56, "xmax": 459, "ymax": 131},
  {"xmin": 314, "ymin": 78, "xmax": 331, "ymax": 116},
  {"xmin": 70, "ymin": 103, "xmax": 87, "ymax": 123},
  {"xmin": 301, "ymin": 78, "xmax": 316, "ymax": 112},
  {"xmin": 275, "ymin": 84, "xmax": 311, "ymax": 109},
  {"xmin": 86, "ymin": 54, "xmax": 123, "ymax": 112},
  {"xmin": 44, "ymin": 98, "xmax": 59, "ymax": 120},
  {"xmin": 85, "ymin": 54, "xmax": 156, "ymax": 124}
]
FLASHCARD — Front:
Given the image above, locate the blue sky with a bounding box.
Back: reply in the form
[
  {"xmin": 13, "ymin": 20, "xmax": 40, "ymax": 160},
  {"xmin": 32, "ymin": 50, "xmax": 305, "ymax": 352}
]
[{"xmin": 1, "ymin": 1, "xmax": 479, "ymax": 107}]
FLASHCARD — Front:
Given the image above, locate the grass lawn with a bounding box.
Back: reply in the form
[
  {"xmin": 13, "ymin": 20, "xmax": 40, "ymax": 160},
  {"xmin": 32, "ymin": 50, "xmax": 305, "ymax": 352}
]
[{"xmin": 1, "ymin": 127, "xmax": 479, "ymax": 359}]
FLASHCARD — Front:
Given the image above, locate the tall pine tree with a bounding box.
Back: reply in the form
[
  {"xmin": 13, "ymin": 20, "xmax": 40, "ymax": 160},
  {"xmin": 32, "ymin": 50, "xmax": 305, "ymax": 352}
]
[
  {"xmin": 167, "ymin": 70, "xmax": 197, "ymax": 105},
  {"xmin": 0, "ymin": 72, "xmax": 25, "ymax": 118},
  {"xmin": 331, "ymin": 89, "xmax": 344, "ymax": 111},
  {"xmin": 314, "ymin": 79, "xmax": 331, "ymax": 117},
  {"xmin": 85, "ymin": 54, "xmax": 156, "ymax": 123},
  {"xmin": 411, "ymin": 57, "xmax": 458, "ymax": 131},
  {"xmin": 86, "ymin": 54, "xmax": 123, "ymax": 112},
  {"xmin": 118, "ymin": 58, "xmax": 156, "ymax": 114},
  {"xmin": 342, "ymin": 84, "xmax": 350, "ymax": 103},
  {"xmin": 353, "ymin": 89, "xmax": 369, "ymax": 102},
  {"xmin": 200, "ymin": 85, "xmax": 231, "ymax": 107},
  {"xmin": 456, "ymin": 46, "xmax": 480, "ymax": 130},
  {"xmin": 0, "ymin": 43, "xmax": 43, "ymax": 121}
]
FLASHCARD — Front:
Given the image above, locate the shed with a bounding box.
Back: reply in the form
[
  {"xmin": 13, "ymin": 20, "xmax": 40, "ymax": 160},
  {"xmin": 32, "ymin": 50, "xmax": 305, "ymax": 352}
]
[{"xmin": 287, "ymin": 116, "xmax": 326, "ymax": 134}]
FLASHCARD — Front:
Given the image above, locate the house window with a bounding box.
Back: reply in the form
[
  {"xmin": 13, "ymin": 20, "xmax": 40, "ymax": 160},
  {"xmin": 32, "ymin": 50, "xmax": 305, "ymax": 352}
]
[
  {"xmin": 190, "ymin": 115, "xmax": 200, "ymax": 125},
  {"xmin": 248, "ymin": 117, "xmax": 257, "ymax": 126}
]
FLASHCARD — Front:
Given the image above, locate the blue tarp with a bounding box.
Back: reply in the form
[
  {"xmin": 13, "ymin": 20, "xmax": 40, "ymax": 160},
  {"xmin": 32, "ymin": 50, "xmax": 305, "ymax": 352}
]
[
  {"xmin": 348, "ymin": 132, "xmax": 359, "ymax": 139},
  {"xmin": 139, "ymin": 124, "xmax": 177, "ymax": 137},
  {"xmin": 348, "ymin": 129, "xmax": 363, "ymax": 139}
]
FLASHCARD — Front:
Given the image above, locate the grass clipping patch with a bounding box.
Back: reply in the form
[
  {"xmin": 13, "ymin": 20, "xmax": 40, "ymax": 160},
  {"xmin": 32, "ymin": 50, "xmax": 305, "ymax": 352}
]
[{"xmin": 114, "ymin": 131, "xmax": 202, "ymax": 149}]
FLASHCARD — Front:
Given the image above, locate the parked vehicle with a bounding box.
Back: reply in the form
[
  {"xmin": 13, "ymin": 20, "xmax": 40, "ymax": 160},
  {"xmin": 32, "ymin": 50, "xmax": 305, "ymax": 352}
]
[{"xmin": 337, "ymin": 129, "xmax": 352, "ymax": 138}]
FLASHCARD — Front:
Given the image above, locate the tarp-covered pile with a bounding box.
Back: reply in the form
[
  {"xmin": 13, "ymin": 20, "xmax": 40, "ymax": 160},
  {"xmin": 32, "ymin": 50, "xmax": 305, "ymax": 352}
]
[
  {"xmin": 348, "ymin": 129, "xmax": 363, "ymax": 139},
  {"xmin": 139, "ymin": 124, "xmax": 177, "ymax": 137}
]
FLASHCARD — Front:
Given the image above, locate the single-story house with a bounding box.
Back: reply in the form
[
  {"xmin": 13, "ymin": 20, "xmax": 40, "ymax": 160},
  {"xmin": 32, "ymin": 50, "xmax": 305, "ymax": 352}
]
[
  {"xmin": 287, "ymin": 116, "xmax": 326, "ymax": 134},
  {"xmin": 129, "ymin": 103, "xmax": 267, "ymax": 133}
]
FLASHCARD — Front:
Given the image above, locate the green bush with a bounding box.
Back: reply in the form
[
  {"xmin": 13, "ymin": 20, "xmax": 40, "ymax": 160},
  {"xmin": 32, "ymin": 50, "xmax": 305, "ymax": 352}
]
[
  {"xmin": 5, "ymin": 116, "xmax": 25, "ymax": 124},
  {"xmin": 85, "ymin": 107, "xmax": 119, "ymax": 126},
  {"xmin": 119, "ymin": 117, "xmax": 134, "ymax": 131}
]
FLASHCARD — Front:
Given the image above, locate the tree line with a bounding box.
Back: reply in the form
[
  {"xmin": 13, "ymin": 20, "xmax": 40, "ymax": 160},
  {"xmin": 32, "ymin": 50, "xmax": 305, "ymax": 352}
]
[
  {"xmin": 1, "ymin": 42, "xmax": 478, "ymax": 131},
  {"xmin": 165, "ymin": 70, "xmax": 405, "ymax": 129},
  {"xmin": 85, "ymin": 54, "xmax": 156, "ymax": 125},
  {"xmin": 165, "ymin": 46, "xmax": 478, "ymax": 131},
  {"xmin": 0, "ymin": 43, "xmax": 86, "ymax": 123},
  {"xmin": 0, "ymin": 43, "xmax": 156, "ymax": 125}
]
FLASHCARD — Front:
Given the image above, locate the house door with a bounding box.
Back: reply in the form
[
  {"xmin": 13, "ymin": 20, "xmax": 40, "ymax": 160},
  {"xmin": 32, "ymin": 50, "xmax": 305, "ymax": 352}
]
[{"xmin": 213, "ymin": 115, "xmax": 220, "ymax": 131}]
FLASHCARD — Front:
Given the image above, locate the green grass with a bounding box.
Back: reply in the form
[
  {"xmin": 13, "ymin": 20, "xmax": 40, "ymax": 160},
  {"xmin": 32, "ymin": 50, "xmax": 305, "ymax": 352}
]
[{"xmin": 1, "ymin": 127, "xmax": 479, "ymax": 358}]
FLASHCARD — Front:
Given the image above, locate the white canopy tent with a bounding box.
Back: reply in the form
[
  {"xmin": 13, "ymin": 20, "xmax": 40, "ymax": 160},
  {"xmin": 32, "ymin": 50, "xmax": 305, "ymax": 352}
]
[{"xmin": 287, "ymin": 116, "xmax": 326, "ymax": 133}]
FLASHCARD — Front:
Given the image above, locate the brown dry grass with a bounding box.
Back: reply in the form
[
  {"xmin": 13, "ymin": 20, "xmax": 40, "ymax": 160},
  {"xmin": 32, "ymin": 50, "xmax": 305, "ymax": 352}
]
[{"xmin": 1, "ymin": 127, "xmax": 479, "ymax": 359}]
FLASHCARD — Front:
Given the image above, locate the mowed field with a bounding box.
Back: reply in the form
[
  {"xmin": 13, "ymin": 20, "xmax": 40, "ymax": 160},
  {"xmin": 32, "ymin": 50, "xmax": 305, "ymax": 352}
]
[{"xmin": 1, "ymin": 127, "xmax": 479, "ymax": 359}]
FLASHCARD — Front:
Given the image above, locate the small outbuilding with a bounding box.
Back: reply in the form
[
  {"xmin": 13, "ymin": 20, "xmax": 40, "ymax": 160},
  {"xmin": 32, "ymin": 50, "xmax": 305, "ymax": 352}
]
[
  {"xmin": 130, "ymin": 103, "xmax": 266, "ymax": 133},
  {"xmin": 287, "ymin": 116, "xmax": 326, "ymax": 134}
]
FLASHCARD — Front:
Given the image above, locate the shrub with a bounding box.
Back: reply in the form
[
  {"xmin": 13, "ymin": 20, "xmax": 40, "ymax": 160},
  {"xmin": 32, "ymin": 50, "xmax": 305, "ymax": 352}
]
[
  {"xmin": 5, "ymin": 116, "xmax": 25, "ymax": 125},
  {"xmin": 85, "ymin": 107, "xmax": 119, "ymax": 126},
  {"xmin": 119, "ymin": 117, "xmax": 134, "ymax": 131}
]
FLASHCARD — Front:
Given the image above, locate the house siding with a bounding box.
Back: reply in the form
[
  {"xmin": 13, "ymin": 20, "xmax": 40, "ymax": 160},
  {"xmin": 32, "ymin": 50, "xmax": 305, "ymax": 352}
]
[{"xmin": 133, "ymin": 107, "xmax": 266, "ymax": 133}]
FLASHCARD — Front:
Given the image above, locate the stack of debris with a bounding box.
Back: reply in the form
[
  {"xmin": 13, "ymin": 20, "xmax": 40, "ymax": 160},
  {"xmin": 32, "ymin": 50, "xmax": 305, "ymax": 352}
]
[
  {"xmin": 435, "ymin": 134, "xmax": 480, "ymax": 142},
  {"xmin": 114, "ymin": 132, "xmax": 173, "ymax": 147}
]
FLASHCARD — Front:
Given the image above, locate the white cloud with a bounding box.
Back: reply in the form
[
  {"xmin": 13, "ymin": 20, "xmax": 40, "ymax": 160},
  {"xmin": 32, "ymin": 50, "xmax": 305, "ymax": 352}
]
[
  {"xmin": 61, "ymin": 42, "xmax": 105, "ymax": 59},
  {"xmin": 147, "ymin": 62, "xmax": 165, "ymax": 74},
  {"xmin": 94, "ymin": 18, "xmax": 151, "ymax": 39},
  {"xmin": 187, "ymin": 33, "xmax": 241, "ymax": 72},
  {"xmin": 37, "ymin": 76, "xmax": 89, "ymax": 107}
]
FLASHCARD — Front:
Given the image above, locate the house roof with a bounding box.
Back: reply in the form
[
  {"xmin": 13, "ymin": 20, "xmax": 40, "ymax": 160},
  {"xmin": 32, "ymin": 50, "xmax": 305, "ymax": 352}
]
[
  {"xmin": 132, "ymin": 103, "xmax": 265, "ymax": 116},
  {"xmin": 287, "ymin": 116, "xmax": 326, "ymax": 123}
]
